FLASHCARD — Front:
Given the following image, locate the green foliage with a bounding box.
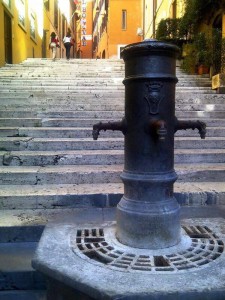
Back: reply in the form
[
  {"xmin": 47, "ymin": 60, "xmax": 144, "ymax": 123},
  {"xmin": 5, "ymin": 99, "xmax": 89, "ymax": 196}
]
[
  {"xmin": 193, "ymin": 32, "xmax": 212, "ymax": 67},
  {"xmin": 156, "ymin": 18, "xmax": 180, "ymax": 41},
  {"xmin": 181, "ymin": 53, "xmax": 196, "ymax": 74},
  {"xmin": 179, "ymin": 0, "xmax": 197, "ymax": 38},
  {"xmin": 181, "ymin": 44, "xmax": 196, "ymax": 74},
  {"xmin": 157, "ymin": 0, "xmax": 225, "ymax": 74},
  {"xmin": 221, "ymin": 38, "xmax": 225, "ymax": 74},
  {"xmin": 212, "ymin": 29, "xmax": 222, "ymax": 74},
  {"xmin": 179, "ymin": 0, "xmax": 225, "ymax": 39},
  {"xmin": 181, "ymin": 30, "xmax": 223, "ymax": 74}
]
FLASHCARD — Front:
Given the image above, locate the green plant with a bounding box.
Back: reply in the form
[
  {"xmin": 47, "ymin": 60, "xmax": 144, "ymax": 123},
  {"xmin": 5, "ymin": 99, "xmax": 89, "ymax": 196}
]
[
  {"xmin": 181, "ymin": 44, "xmax": 196, "ymax": 74},
  {"xmin": 221, "ymin": 38, "xmax": 225, "ymax": 74},
  {"xmin": 193, "ymin": 32, "xmax": 212, "ymax": 68},
  {"xmin": 156, "ymin": 18, "xmax": 181, "ymax": 41},
  {"xmin": 179, "ymin": 0, "xmax": 225, "ymax": 40},
  {"xmin": 156, "ymin": 18, "xmax": 184, "ymax": 55},
  {"xmin": 211, "ymin": 29, "xmax": 222, "ymax": 74},
  {"xmin": 181, "ymin": 55, "xmax": 196, "ymax": 74}
]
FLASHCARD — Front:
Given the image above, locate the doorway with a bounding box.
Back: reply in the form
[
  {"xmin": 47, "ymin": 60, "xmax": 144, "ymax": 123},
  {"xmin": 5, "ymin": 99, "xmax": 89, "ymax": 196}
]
[{"xmin": 4, "ymin": 11, "xmax": 12, "ymax": 64}]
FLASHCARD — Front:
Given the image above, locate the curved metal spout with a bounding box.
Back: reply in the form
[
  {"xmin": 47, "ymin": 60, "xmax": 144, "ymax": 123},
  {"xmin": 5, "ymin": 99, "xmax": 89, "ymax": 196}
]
[
  {"xmin": 149, "ymin": 120, "xmax": 167, "ymax": 140},
  {"xmin": 175, "ymin": 117, "xmax": 206, "ymax": 139},
  {"xmin": 92, "ymin": 118, "xmax": 127, "ymax": 140}
]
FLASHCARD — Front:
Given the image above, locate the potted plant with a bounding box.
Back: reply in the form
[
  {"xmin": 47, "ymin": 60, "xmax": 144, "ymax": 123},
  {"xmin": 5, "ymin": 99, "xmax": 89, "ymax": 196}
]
[{"xmin": 194, "ymin": 32, "xmax": 212, "ymax": 75}]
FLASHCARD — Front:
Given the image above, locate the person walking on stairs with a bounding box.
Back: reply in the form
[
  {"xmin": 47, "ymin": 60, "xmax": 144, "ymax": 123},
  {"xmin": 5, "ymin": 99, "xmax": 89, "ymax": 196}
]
[
  {"xmin": 63, "ymin": 30, "xmax": 73, "ymax": 60},
  {"xmin": 49, "ymin": 32, "xmax": 60, "ymax": 61}
]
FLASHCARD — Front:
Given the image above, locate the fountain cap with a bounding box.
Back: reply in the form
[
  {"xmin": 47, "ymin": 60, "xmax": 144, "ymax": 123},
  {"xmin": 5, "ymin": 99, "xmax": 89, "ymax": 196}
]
[{"xmin": 121, "ymin": 39, "xmax": 180, "ymax": 61}]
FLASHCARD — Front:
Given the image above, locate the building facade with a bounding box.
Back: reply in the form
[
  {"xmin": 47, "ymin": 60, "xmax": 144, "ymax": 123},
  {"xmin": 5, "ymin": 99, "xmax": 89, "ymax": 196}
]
[
  {"xmin": 143, "ymin": 0, "xmax": 185, "ymax": 39},
  {"xmin": 143, "ymin": 0, "xmax": 225, "ymax": 40},
  {"xmin": 1, "ymin": 0, "xmax": 44, "ymax": 66},
  {"xmin": 74, "ymin": 0, "xmax": 93, "ymax": 58},
  {"xmin": 92, "ymin": 0, "xmax": 143, "ymax": 59},
  {"xmin": 0, "ymin": 0, "xmax": 77, "ymax": 67}
]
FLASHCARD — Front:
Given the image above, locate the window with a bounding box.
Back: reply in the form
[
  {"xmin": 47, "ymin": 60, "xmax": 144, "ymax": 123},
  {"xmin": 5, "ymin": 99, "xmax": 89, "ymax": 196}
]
[
  {"xmin": 122, "ymin": 10, "xmax": 127, "ymax": 30},
  {"xmin": 18, "ymin": 0, "xmax": 25, "ymax": 27},
  {"xmin": 3, "ymin": 0, "xmax": 11, "ymax": 8},
  {"xmin": 30, "ymin": 12, "xmax": 36, "ymax": 39}
]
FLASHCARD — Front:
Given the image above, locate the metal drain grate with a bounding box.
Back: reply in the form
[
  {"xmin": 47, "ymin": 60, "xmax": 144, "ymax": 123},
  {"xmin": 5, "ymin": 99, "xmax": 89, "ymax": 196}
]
[{"xmin": 72, "ymin": 226, "xmax": 224, "ymax": 272}]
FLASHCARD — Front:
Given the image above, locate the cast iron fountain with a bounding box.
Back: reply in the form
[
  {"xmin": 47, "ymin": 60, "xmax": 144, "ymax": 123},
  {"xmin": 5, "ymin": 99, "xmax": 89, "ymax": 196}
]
[
  {"xmin": 92, "ymin": 39, "xmax": 206, "ymax": 250},
  {"xmin": 33, "ymin": 40, "xmax": 225, "ymax": 300}
]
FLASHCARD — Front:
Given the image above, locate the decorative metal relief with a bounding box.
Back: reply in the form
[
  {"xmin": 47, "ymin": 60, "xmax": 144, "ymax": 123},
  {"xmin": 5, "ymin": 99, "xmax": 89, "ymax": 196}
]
[{"xmin": 144, "ymin": 82, "xmax": 163, "ymax": 114}]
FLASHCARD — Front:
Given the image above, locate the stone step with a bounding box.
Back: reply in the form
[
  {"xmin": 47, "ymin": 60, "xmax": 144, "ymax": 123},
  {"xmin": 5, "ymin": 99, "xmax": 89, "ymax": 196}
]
[
  {"xmin": 0, "ymin": 138, "xmax": 124, "ymax": 151},
  {"xmin": 1, "ymin": 103, "xmax": 222, "ymax": 113},
  {"xmin": 1, "ymin": 109, "xmax": 225, "ymax": 119},
  {"xmin": 0, "ymin": 224, "xmax": 44, "ymax": 243},
  {"xmin": 0, "ymin": 181, "xmax": 224, "ymax": 210},
  {"xmin": 1, "ymin": 148, "xmax": 225, "ymax": 166},
  {"xmin": 0, "ymin": 73, "xmax": 125, "ymax": 79},
  {"xmin": 0, "ymin": 164, "xmax": 122, "ymax": 185},
  {"xmin": 0, "ymin": 123, "xmax": 221, "ymax": 137},
  {"xmin": 0, "ymin": 136, "xmax": 225, "ymax": 152},
  {"xmin": 0, "ymin": 109, "xmax": 225, "ymax": 120},
  {"xmin": 0, "ymin": 79, "xmax": 211, "ymax": 86},
  {"xmin": 0, "ymin": 116, "xmax": 225, "ymax": 125},
  {"xmin": 0, "ymin": 163, "xmax": 224, "ymax": 185},
  {"xmin": 1, "ymin": 97, "xmax": 221, "ymax": 108},
  {"xmin": 0, "ymin": 74, "xmax": 210, "ymax": 79},
  {"xmin": 0, "ymin": 241, "xmax": 46, "ymax": 291},
  {"xmin": 0, "ymin": 127, "xmax": 217, "ymax": 139},
  {"xmin": 0, "ymin": 103, "xmax": 124, "ymax": 111},
  {"xmin": 0, "ymin": 127, "xmax": 123, "ymax": 138},
  {"xmin": 0, "ymin": 110, "xmax": 124, "ymax": 118},
  {"xmin": 0, "ymin": 77, "xmax": 210, "ymax": 86},
  {"xmin": 0, "ymin": 290, "xmax": 46, "ymax": 300},
  {"xmin": 1, "ymin": 58, "xmax": 223, "ymax": 225},
  {"xmin": 0, "ymin": 91, "xmax": 219, "ymax": 99},
  {"xmin": 0, "ymin": 83, "xmax": 212, "ymax": 89},
  {"xmin": 0, "ymin": 89, "xmax": 215, "ymax": 97},
  {"xmin": 0, "ymin": 117, "xmax": 224, "ymax": 129}
]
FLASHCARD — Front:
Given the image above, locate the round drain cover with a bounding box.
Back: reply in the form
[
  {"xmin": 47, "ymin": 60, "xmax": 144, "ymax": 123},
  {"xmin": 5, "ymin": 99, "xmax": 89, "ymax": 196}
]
[{"xmin": 71, "ymin": 225, "xmax": 224, "ymax": 273}]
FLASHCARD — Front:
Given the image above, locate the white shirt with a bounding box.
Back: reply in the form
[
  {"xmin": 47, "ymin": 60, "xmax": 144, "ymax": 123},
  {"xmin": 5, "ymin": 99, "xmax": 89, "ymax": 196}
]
[{"xmin": 63, "ymin": 36, "xmax": 71, "ymax": 43}]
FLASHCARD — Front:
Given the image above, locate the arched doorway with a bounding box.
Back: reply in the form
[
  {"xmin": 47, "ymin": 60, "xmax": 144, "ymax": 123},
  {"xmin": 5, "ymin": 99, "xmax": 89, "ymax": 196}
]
[{"xmin": 102, "ymin": 50, "xmax": 105, "ymax": 59}]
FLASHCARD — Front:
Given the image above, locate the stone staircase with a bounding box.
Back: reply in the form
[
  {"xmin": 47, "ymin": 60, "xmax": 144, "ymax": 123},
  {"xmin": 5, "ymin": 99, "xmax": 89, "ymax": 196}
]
[
  {"xmin": 0, "ymin": 59, "xmax": 224, "ymax": 212},
  {"xmin": 0, "ymin": 58, "xmax": 225, "ymax": 298}
]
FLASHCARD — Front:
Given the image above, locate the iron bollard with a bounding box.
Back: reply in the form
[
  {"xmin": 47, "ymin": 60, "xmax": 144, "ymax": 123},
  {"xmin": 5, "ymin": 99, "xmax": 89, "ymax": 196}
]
[{"xmin": 92, "ymin": 39, "xmax": 206, "ymax": 249}]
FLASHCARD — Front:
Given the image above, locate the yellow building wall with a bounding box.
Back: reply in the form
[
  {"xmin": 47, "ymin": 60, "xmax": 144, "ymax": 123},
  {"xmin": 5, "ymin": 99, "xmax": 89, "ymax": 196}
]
[
  {"xmin": 144, "ymin": 0, "xmax": 185, "ymax": 39},
  {"xmin": 13, "ymin": 1, "xmax": 43, "ymax": 63},
  {"xmin": 223, "ymin": 13, "xmax": 225, "ymax": 38},
  {"xmin": 43, "ymin": 0, "xmax": 60, "ymax": 59},
  {"xmin": 0, "ymin": 0, "xmax": 77, "ymax": 66},
  {"xmin": 0, "ymin": 0, "xmax": 43, "ymax": 66},
  {"xmin": 144, "ymin": 0, "xmax": 153, "ymax": 39},
  {"xmin": 155, "ymin": 0, "xmax": 174, "ymax": 28}
]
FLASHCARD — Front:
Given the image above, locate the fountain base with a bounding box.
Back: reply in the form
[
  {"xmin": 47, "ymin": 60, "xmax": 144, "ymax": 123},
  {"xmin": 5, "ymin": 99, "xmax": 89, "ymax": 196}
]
[{"xmin": 32, "ymin": 210, "xmax": 225, "ymax": 300}]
